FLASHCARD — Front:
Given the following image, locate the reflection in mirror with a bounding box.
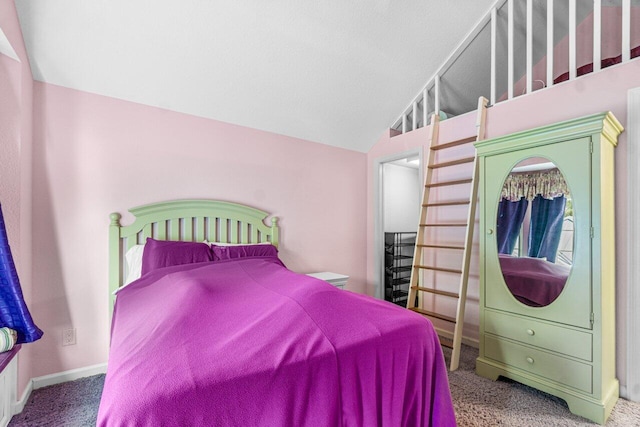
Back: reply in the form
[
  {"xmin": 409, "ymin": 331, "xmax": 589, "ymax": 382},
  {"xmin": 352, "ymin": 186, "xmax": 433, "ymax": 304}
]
[{"xmin": 496, "ymin": 157, "xmax": 573, "ymax": 307}]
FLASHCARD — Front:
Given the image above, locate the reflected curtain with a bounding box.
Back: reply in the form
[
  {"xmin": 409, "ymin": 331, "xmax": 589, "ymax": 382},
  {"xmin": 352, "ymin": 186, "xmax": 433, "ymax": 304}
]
[
  {"xmin": 528, "ymin": 195, "xmax": 566, "ymax": 263},
  {"xmin": 496, "ymin": 197, "xmax": 528, "ymax": 255},
  {"xmin": 501, "ymin": 168, "xmax": 569, "ymax": 201},
  {"xmin": 0, "ymin": 204, "xmax": 43, "ymax": 343}
]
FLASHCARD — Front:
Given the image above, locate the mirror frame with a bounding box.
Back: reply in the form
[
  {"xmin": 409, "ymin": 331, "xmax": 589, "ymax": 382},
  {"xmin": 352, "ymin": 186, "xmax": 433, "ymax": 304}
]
[{"xmin": 495, "ymin": 156, "xmax": 574, "ymax": 308}]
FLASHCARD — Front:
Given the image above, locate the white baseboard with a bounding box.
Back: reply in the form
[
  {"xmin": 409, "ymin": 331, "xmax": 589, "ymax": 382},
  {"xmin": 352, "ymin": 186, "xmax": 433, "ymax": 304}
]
[
  {"xmin": 13, "ymin": 363, "xmax": 107, "ymax": 416},
  {"xmin": 32, "ymin": 363, "xmax": 107, "ymax": 390},
  {"xmin": 12, "ymin": 380, "xmax": 32, "ymax": 416},
  {"xmin": 620, "ymin": 385, "xmax": 628, "ymax": 400}
]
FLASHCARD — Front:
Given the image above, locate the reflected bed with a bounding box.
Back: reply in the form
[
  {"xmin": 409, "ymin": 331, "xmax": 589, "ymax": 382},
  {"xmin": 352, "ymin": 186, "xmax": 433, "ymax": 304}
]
[{"xmin": 498, "ymin": 254, "xmax": 570, "ymax": 307}]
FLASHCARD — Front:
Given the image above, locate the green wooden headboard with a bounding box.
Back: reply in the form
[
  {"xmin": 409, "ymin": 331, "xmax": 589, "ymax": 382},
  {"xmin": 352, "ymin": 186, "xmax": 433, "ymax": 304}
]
[{"xmin": 108, "ymin": 199, "xmax": 279, "ymax": 315}]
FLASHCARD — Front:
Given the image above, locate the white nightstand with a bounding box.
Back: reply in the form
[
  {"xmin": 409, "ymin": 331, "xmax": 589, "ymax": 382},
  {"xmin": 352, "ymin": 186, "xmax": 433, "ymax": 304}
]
[{"xmin": 306, "ymin": 272, "xmax": 349, "ymax": 289}]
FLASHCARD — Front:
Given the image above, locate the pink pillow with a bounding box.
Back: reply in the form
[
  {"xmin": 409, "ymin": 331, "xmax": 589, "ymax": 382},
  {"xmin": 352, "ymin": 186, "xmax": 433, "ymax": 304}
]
[
  {"xmin": 141, "ymin": 238, "xmax": 213, "ymax": 275},
  {"xmin": 211, "ymin": 244, "xmax": 278, "ymax": 261}
]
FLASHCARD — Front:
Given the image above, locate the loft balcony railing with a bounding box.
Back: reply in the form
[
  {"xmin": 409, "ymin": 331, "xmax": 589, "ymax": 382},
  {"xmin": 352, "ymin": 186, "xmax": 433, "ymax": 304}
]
[{"xmin": 392, "ymin": 0, "xmax": 639, "ymax": 134}]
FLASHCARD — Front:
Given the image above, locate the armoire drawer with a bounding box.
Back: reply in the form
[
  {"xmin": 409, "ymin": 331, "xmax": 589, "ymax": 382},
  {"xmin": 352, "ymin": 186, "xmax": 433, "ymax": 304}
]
[
  {"xmin": 484, "ymin": 334, "xmax": 592, "ymax": 393},
  {"xmin": 484, "ymin": 310, "xmax": 592, "ymax": 361}
]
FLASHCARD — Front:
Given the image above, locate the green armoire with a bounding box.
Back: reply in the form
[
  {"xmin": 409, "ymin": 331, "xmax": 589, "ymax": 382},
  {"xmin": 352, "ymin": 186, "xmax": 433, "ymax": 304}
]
[{"xmin": 474, "ymin": 112, "xmax": 622, "ymax": 424}]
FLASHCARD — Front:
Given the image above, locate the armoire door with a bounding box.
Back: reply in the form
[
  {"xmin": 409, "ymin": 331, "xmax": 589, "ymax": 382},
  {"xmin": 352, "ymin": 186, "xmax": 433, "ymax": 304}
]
[{"xmin": 482, "ymin": 136, "xmax": 592, "ymax": 329}]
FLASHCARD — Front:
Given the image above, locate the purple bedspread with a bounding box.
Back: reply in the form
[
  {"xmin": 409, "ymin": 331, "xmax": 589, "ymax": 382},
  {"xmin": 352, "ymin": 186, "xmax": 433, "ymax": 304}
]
[
  {"xmin": 498, "ymin": 254, "xmax": 570, "ymax": 306},
  {"xmin": 97, "ymin": 256, "xmax": 455, "ymax": 426}
]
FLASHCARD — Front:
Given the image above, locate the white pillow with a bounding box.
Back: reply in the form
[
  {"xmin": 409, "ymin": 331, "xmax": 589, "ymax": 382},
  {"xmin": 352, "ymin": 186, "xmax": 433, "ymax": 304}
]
[
  {"xmin": 0, "ymin": 328, "xmax": 17, "ymax": 353},
  {"xmin": 124, "ymin": 244, "xmax": 145, "ymax": 285}
]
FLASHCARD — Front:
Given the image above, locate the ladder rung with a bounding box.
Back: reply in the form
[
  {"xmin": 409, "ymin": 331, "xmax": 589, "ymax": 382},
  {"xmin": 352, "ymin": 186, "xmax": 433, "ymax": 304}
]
[
  {"xmin": 439, "ymin": 336, "xmax": 454, "ymax": 348},
  {"xmin": 411, "ymin": 286, "xmax": 459, "ymax": 299},
  {"xmin": 424, "ymin": 200, "xmax": 470, "ymax": 207},
  {"xmin": 428, "ymin": 157, "xmax": 475, "ymax": 169},
  {"xmin": 426, "ymin": 178, "xmax": 472, "ymax": 188},
  {"xmin": 414, "ymin": 265, "xmax": 462, "ymax": 274},
  {"xmin": 420, "ymin": 223, "xmax": 467, "ymax": 227},
  {"xmin": 408, "ymin": 307, "xmax": 456, "ymax": 323},
  {"xmin": 417, "ymin": 244, "xmax": 465, "ymax": 250},
  {"xmin": 430, "ymin": 136, "xmax": 477, "ymax": 151}
]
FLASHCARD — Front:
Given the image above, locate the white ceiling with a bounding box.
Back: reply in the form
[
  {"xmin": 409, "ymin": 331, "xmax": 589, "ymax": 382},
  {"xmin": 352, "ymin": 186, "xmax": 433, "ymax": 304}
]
[
  {"xmin": 14, "ymin": 0, "xmax": 496, "ymax": 152},
  {"xmin": 0, "ymin": 25, "xmax": 19, "ymax": 61}
]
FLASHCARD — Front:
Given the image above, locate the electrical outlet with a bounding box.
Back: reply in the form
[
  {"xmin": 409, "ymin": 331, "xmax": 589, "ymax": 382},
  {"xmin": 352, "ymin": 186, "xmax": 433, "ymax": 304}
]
[{"xmin": 62, "ymin": 328, "xmax": 76, "ymax": 346}]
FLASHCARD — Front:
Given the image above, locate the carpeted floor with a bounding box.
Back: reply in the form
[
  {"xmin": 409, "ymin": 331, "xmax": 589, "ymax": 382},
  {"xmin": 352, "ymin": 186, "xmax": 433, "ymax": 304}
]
[
  {"xmin": 8, "ymin": 345, "xmax": 640, "ymax": 426},
  {"xmin": 8, "ymin": 373, "xmax": 104, "ymax": 426},
  {"xmin": 442, "ymin": 345, "xmax": 640, "ymax": 426}
]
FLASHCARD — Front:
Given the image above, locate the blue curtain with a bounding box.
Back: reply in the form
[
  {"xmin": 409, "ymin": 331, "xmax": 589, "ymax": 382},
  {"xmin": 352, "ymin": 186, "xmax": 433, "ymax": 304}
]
[
  {"xmin": 496, "ymin": 197, "xmax": 528, "ymax": 255},
  {"xmin": 0, "ymin": 204, "xmax": 43, "ymax": 344},
  {"xmin": 528, "ymin": 195, "xmax": 566, "ymax": 263}
]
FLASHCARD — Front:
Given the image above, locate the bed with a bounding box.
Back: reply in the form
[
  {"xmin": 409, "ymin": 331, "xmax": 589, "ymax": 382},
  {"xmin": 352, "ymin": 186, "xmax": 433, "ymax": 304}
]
[
  {"xmin": 553, "ymin": 45, "xmax": 640, "ymax": 84},
  {"xmin": 97, "ymin": 199, "xmax": 456, "ymax": 426},
  {"xmin": 498, "ymin": 254, "xmax": 570, "ymax": 307}
]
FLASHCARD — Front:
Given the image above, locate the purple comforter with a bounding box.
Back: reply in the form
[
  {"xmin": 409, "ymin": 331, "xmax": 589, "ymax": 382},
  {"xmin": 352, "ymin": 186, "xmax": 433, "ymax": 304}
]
[{"xmin": 97, "ymin": 256, "xmax": 455, "ymax": 426}]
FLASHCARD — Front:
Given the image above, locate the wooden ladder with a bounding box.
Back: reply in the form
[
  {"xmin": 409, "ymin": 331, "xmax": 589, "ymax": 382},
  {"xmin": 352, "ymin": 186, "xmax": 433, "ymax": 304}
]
[{"xmin": 407, "ymin": 96, "xmax": 488, "ymax": 371}]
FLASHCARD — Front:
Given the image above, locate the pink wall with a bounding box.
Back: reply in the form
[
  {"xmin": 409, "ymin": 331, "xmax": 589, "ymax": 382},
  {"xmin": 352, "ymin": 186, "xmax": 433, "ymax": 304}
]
[
  {"xmin": 367, "ymin": 58, "xmax": 640, "ymax": 395},
  {"xmin": 0, "ymin": 0, "xmax": 35, "ymax": 397},
  {"xmin": 28, "ymin": 83, "xmax": 367, "ymax": 381}
]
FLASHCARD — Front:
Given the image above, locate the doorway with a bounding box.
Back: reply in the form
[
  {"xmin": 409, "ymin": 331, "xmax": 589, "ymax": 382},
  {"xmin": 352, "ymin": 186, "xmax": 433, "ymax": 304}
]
[{"xmin": 373, "ymin": 149, "xmax": 423, "ymax": 301}]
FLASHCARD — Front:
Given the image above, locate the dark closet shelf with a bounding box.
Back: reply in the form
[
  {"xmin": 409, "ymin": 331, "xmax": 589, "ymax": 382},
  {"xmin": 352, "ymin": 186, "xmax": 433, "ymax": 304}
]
[{"xmin": 384, "ymin": 232, "xmax": 416, "ymax": 307}]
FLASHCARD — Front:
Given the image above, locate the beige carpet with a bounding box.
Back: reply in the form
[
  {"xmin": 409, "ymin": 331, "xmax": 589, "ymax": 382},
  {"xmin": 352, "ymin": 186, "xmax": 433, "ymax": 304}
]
[{"xmin": 445, "ymin": 344, "xmax": 640, "ymax": 426}]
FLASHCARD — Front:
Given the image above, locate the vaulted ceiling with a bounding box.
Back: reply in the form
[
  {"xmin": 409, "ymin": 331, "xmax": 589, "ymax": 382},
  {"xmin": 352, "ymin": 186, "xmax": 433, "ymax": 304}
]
[{"xmin": 13, "ymin": 1, "xmax": 497, "ymax": 152}]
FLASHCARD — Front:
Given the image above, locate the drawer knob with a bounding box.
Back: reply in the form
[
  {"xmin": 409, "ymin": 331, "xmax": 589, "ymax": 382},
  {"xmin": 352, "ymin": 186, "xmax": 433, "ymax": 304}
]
[
  {"xmin": 487, "ymin": 229, "xmax": 494, "ymax": 235},
  {"xmin": 526, "ymin": 329, "xmax": 535, "ymax": 336},
  {"xmin": 526, "ymin": 357, "xmax": 534, "ymax": 364}
]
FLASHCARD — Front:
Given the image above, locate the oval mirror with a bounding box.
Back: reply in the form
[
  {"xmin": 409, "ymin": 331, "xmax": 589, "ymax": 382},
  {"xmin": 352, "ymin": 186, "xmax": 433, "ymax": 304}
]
[{"xmin": 495, "ymin": 157, "xmax": 573, "ymax": 307}]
